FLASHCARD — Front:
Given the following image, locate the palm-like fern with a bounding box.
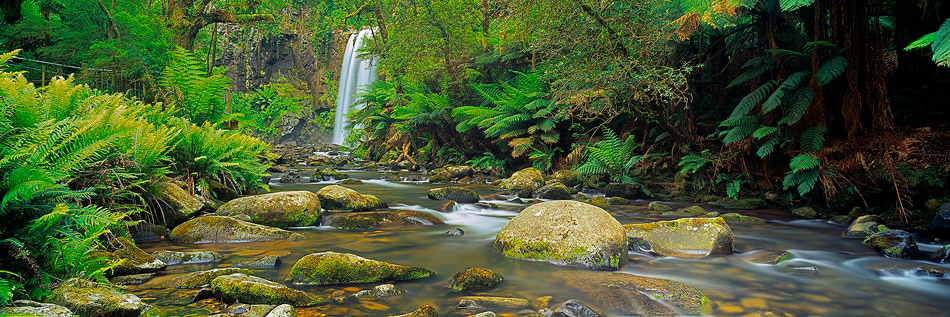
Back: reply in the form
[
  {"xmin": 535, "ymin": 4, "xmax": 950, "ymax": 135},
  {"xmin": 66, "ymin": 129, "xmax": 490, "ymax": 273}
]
[
  {"xmin": 574, "ymin": 128, "xmax": 643, "ymax": 184},
  {"xmin": 160, "ymin": 47, "xmax": 231, "ymax": 125},
  {"xmin": 905, "ymin": 18, "xmax": 950, "ymax": 67}
]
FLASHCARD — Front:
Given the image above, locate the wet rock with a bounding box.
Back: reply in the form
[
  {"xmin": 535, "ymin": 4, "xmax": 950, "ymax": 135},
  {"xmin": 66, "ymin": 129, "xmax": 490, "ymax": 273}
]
[
  {"xmin": 428, "ymin": 187, "xmax": 480, "ymax": 203},
  {"xmin": 532, "ymin": 296, "xmax": 553, "ymax": 310},
  {"xmin": 148, "ymin": 182, "xmax": 204, "ymax": 226},
  {"xmin": 212, "ymin": 304, "xmax": 274, "ymax": 317},
  {"xmin": 470, "ymin": 312, "xmax": 497, "ymax": 317},
  {"xmin": 192, "ymin": 288, "xmax": 215, "ymax": 302},
  {"xmin": 929, "ymin": 203, "xmax": 950, "ymax": 238},
  {"xmin": 714, "ymin": 197, "xmax": 766, "ymax": 210},
  {"xmin": 743, "ymin": 250, "xmax": 793, "ymax": 265},
  {"xmin": 604, "ymin": 183, "xmax": 646, "ymax": 200},
  {"xmin": 129, "ymin": 222, "xmax": 170, "ymax": 243},
  {"xmin": 871, "ymin": 262, "xmax": 950, "ymax": 278},
  {"xmin": 0, "ymin": 300, "xmax": 73, "ymax": 317},
  {"xmin": 316, "ymin": 185, "xmax": 387, "ymax": 212},
  {"xmin": 498, "ymin": 167, "xmax": 545, "ymax": 197},
  {"xmin": 322, "ymin": 210, "xmax": 444, "ymax": 230},
  {"xmin": 483, "ymin": 194, "xmax": 507, "ymax": 201},
  {"xmin": 307, "ymin": 155, "xmax": 332, "ymax": 166},
  {"xmin": 719, "ymin": 212, "xmax": 766, "ymax": 224},
  {"xmin": 552, "ymin": 169, "xmax": 582, "ymax": 187},
  {"xmin": 278, "ymin": 174, "xmax": 303, "ymax": 183},
  {"xmin": 48, "ymin": 278, "xmax": 156, "ymax": 317},
  {"xmin": 167, "ymin": 268, "xmax": 255, "ymax": 288},
  {"xmin": 101, "ymin": 237, "xmax": 166, "ymax": 277},
  {"xmin": 607, "ymin": 197, "xmax": 630, "ymax": 205},
  {"xmin": 110, "ymin": 273, "xmax": 155, "ymax": 285},
  {"xmin": 208, "ymin": 179, "xmax": 241, "ymax": 201},
  {"xmin": 832, "ymin": 215, "xmax": 851, "ymax": 223},
  {"xmin": 662, "ymin": 205, "xmax": 707, "ymax": 217},
  {"xmin": 537, "ymin": 182, "xmax": 572, "ymax": 200},
  {"xmin": 627, "ymin": 237, "xmax": 659, "ymax": 256},
  {"xmin": 268, "ymin": 165, "xmax": 290, "ymax": 173},
  {"xmin": 555, "ymin": 271, "xmax": 710, "ymax": 316},
  {"xmin": 233, "ymin": 255, "xmax": 282, "ymax": 268},
  {"xmin": 441, "ymin": 200, "xmax": 458, "ymax": 212},
  {"xmin": 390, "ymin": 304, "xmax": 439, "ymax": 317},
  {"xmin": 340, "ymin": 178, "xmax": 364, "ymax": 185},
  {"xmin": 494, "ymin": 200, "xmax": 627, "ymax": 270},
  {"xmin": 152, "ymin": 250, "xmax": 223, "ymax": 265},
  {"xmin": 549, "ymin": 299, "xmax": 603, "ymax": 317},
  {"xmin": 459, "ymin": 296, "xmax": 530, "ymax": 309},
  {"xmin": 446, "ymin": 228, "xmax": 465, "ymax": 236},
  {"xmin": 863, "ymin": 229, "xmax": 919, "ymax": 259},
  {"xmin": 171, "ymin": 216, "xmax": 304, "ymax": 243},
  {"xmin": 624, "ymin": 217, "xmax": 734, "ymax": 257},
  {"xmin": 843, "ymin": 215, "xmax": 887, "ymax": 239},
  {"xmin": 310, "ymin": 167, "xmax": 350, "ymax": 181},
  {"xmin": 285, "ymin": 251, "xmax": 435, "ymax": 285},
  {"xmin": 216, "ymin": 191, "xmax": 322, "ymax": 228},
  {"xmin": 475, "ymin": 202, "xmax": 498, "ymax": 209},
  {"xmin": 930, "ymin": 244, "xmax": 950, "ymax": 263},
  {"xmin": 211, "ymin": 273, "xmax": 325, "ymax": 306},
  {"xmin": 354, "ymin": 284, "xmax": 405, "ymax": 299},
  {"xmin": 647, "ymin": 202, "xmax": 672, "ymax": 211},
  {"xmin": 265, "ymin": 304, "xmax": 295, "ymax": 317},
  {"xmin": 585, "ymin": 196, "xmax": 609, "ymax": 210},
  {"xmin": 449, "ymin": 267, "xmax": 503, "ymax": 291},
  {"xmin": 791, "ymin": 206, "xmax": 818, "ymax": 218},
  {"xmin": 429, "ymin": 165, "xmax": 475, "ymax": 183}
]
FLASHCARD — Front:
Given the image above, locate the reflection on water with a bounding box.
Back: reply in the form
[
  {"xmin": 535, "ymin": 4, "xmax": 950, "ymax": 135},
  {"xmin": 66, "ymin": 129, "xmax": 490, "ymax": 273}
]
[{"xmin": 130, "ymin": 170, "xmax": 950, "ymax": 316}]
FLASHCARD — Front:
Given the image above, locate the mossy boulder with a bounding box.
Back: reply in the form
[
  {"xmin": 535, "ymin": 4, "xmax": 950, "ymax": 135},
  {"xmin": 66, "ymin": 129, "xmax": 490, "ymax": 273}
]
[
  {"xmin": 316, "ymin": 185, "xmax": 387, "ymax": 212},
  {"xmin": 216, "ymin": 191, "xmax": 322, "ymax": 228},
  {"xmin": 211, "ymin": 273, "xmax": 325, "ymax": 306},
  {"xmin": 719, "ymin": 212, "xmax": 766, "ymax": 224},
  {"xmin": 494, "ymin": 200, "xmax": 628, "ymax": 270},
  {"xmin": 285, "ymin": 251, "xmax": 435, "ymax": 285},
  {"xmin": 624, "ymin": 217, "xmax": 734, "ymax": 257},
  {"xmin": 170, "ymin": 216, "xmax": 304, "ymax": 243},
  {"xmin": 354, "ymin": 284, "xmax": 405, "ymax": 299},
  {"xmin": 110, "ymin": 273, "xmax": 155, "ymax": 286},
  {"xmin": 662, "ymin": 205, "xmax": 707, "ymax": 217},
  {"xmin": 232, "ymin": 255, "xmax": 282, "ymax": 268},
  {"xmin": 607, "ymin": 197, "xmax": 630, "ymax": 205},
  {"xmin": 47, "ymin": 278, "xmax": 155, "ymax": 317},
  {"xmin": 551, "ymin": 169, "xmax": 582, "ymax": 187},
  {"xmin": 555, "ymin": 271, "xmax": 711, "ymax": 316},
  {"xmin": 930, "ymin": 244, "xmax": 950, "ymax": 263},
  {"xmin": 167, "ymin": 268, "xmax": 254, "ymax": 288},
  {"xmin": 863, "ymin": 229, "xmax": 919, "ymax": 259},
  {"xmin": 151, "ymin": 250, "xmax": 223, "ymax": 265},
  {"xmin": 340, "ymin": 179, "xmax": 364, "ymax": 185},
  {"xmin": 647, "ymin": 202, "xmax": 673, "ymax": 211},
  {"xmin": 0, "ymin": 300, "xmax": 73, "ymax": 317},
  {"xmin": 714, "ymin": 197, "xmax": 766, "ymax": 210},
  {"xmin": 458, "ymin": 296, "xmax": 530, "ymax": 309},
  {"xmin": 449, "ymin": 267, "xmax": 503, "ymax": 292},
  {"xmin": 498, "ymin": 167, "xmax": 545, "ymax": 197},
  {"xmin": 743, "ymin": 250, "xmax": 793, "ymax": 265},
  {"xmin": 585, "ymin": 196, "xmax": 609, "ymax": 210},
  {"xmin": 843, "ymin": 215, "xmax": 887, "ymax": 238},
  {"xmin": 429, "ymin": 165, "xmax": 475, "ymax": 183},
  {"xmin": 604, "ymin": 182, "xmax": 647, "ymax": 200},
  {"xmin": 148, "ymin": 182, "xmax": 203, "ymax": 226},
  {"xmin": 792, "ymin": 206, "xmax": 818, "ymax": 218},
  {"xmin": 536, "ymin": 182, "xmax": 572, "ymax": 200},
  {"xmin": 391, "ymin": 305, "xmax": 439, "ymax": 317},
  {"xmin": 310, "ymin": 167, "xmax": 350, "ymax": 181},
  {"xmin": 104, "ymin": 237, "xmax": 166, "ymax": 277},
  {"xmin": 322, "ymin": 210, "xmax": 445, "ymax": 230},
  {"xmin": 427, "ymin": 187, "xmax": 480, "ymax": 203}
]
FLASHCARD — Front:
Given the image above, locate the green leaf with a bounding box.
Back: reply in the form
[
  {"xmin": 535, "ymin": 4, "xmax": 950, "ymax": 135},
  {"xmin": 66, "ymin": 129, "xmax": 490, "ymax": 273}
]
[
  {"xmin": 933, "ymin": 18, "xmax": 950, "ymax": 66},
  {"xmin": 789, "ymin": 154, "xmax": 820, "ymax": 172},
  {"xmin": 752, "ymin": 126, "xmax": 778, "ymax": 139},
  {"xmin": 904, "ymin": 32, "xmax": 936, "ymax": 51},
  {"xmin": 780, "ymin": 0, "xmax": 815, "ymax": 11},
  {"xmin": 730, "ymin": 80, "xmax": 777, "ymax": 120},
  {"xmin": 815, "ymin": 56, "xmax": 848, "ymax": 86},
  {"xmin": 756, "ymin": 136, "xmax": 780, "ymax": 158},
  {"xmin": 761, "ymin": 72, "xmax": 809, "ymax": 114},
  {"xmin": 800, "ymin": 126, "xmax": 827, "ymax": 152}
]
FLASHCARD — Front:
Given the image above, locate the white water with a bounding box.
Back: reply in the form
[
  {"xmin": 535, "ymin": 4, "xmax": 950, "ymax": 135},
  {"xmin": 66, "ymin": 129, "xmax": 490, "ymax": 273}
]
[{"xmin": 331, "ymin": 29, "xmax": 378, "ymax": 145}]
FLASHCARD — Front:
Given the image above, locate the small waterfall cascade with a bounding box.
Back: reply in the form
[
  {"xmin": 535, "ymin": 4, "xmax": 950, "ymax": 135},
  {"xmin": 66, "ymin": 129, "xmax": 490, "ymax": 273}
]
[{"xmin": 331, "ymin": 29, "xmax": 378, "ymax": 145}]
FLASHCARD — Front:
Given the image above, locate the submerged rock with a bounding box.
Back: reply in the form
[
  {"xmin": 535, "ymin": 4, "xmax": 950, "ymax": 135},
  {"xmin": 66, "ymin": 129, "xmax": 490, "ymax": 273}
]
[
  {"xmin": 791, "ymin": 206, "xmax": 818, "ymax": 218},
  {"xmin": 449, "ymin": 267, "xmax": 503, "ymax": 291},
  {"xmin": 536, "ymin": 182, "xmax": 572, "ymax": 200},
  {"xmin": 624, "ymin": 217, "xmax": 734, "ymax": 257},
  {"xmin": 148, "ymin": 182, "xmax": 204, "ymax": 226},
  {"xmin": 427, "ymin": 187, "xmax": 480, "ymax": 203},
  {"xmin": 390, "ymin": 304, "xmax": 439, "ymax": 317},
  {"xmin": 714, "ymin": 197, "xmax": 766, "ymax": 210},
  {"xmin": 322, "ymin": 210, "xmax": 444, "ymax": 230},
  {"xmin": 494, "ymin": 200, "xmax": 628, "ymax": 270},
  {"xmin": 445, "ymin": 228, "xmax": 465, "ymax": 236},
  {"xmin": 0, "ymin": 300, "xmax": 73, "ymax": 317},
  {"xmin": 167, "ymin": 268, "xmax": 255, "ymax": 288},
  {"xmin": 340, "ymin": 178, "xmax": 364, "ymax": 185},
  {"xmin": 285, "ymin": 251, "xmax": 435, "ymax": 285},
  {"xmin": 498, "ymin": 167, "xmax": 545, "ymax": 197},
  {"xmin": 152, "ymin": 250, "xmax": 223, "ymax": 265},
  {"xmin": 843, "ymin": 215, "xmax": 887, "ymax": 238},
  {"xmin": 549, "ymin": 299, "xmax": 603, "ymax": 317},
  {"xmin": 354, "ymin": 284, "xmax": 405, "ymax": 299},
  {"xmin": 216, "ymin": 191, "xmax": 322, "ymax": 228},
  {"xmin": 458, "ymin": 296, "xmax": 530, "ymax": 309},
  {"xmin": 719, "ymin": 212, "xmax": 766, "ymax": 224},
  {"xmin": 316, "ymin": 185, "xmax": 387, "ymax": 212},
  {"xmin": 211, "ymin": 273, "xmax": 325, "ymax": 306},
  {"xmin": 48, "ymin": 278, "xmax": 156, "ymax": 317},
  {"xmin": 647, "ymin": 202, "xmax": 673, "ymax": 211},
  {"xmin": 232, "ymin": 255, "xmax": 282, "ymax": 268},
  {"xmin": 743, "ymin": 250, "xmax": 793, "ymax": 265},
  {"xmin": 171, "ymin": 216, "xmax": 304, "ymax": 243},
  {"xmin": 555, "ymin": 271, "xmax": 710, "ymax": 316},
  {"xmin": 102, "ymin": 237, "xmax": 166, "ymax": 277},
  {"xmin": 863, "ymin": 229, "xmax": 919, "ymax": 259}
]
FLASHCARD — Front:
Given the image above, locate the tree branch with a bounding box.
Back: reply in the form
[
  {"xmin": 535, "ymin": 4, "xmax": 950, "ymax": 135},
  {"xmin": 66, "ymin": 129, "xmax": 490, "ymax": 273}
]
[{"xmin": 579, "ymin": 4, "xmax": 628, "ymax": 58}]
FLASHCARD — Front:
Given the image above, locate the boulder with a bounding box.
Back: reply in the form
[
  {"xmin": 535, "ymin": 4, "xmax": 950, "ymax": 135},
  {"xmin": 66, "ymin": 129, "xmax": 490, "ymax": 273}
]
[
  {"xmin": 449, "ymin": 267, "xmax": 503, "ymax": 292},
  {"xmin": 167, "ymin": 268, "xmax": 255, "ymax": 288},
  {"xmin": 340, "ymin": 179, "xmax": 363, "ymax": 185},
  {"xmin": 307, "ymin": 155, "xmax": 332, "ymax": 166},
  {"xmin": 536, "ymin": 183, "xmax": 572, "ymax": 200},
  {"xmin": 0, "ymin": 300, "xmax": 73, "ymax": 317},
  {"xmin": 265, "ymin": 304, "xmax": 295, "ymax": 317},
  {"xmin": 102, "ymin": 237, "xmax": 166, "ymax": 277},
  {"xmin": 607, "ymin": 197, "xmax": 630, "ymax": 205},
  {"xmin": 216, "ymin": 191, "xmax": 322, "ymax": 228},
  {"xmin": 285, "ymin": 251, "xmax": 435, "ymax": 285},
  {"xmin": 310, "ymin": 167, "xmax": 350, "ymax": 181},
  {"xmin": 211, "ymin": 273, "xmax": 325, "ymax": 306},
  {"xmin": 555, "ymin": 271, "xmax": 710, "ymax": 316},
  {"xmin": 47, "ymin": 278, "xmax": 156, "ymax": 317},
  {"xmin": 354, "ymin": 284, "xmax": 405, "ymax": 299},
  {"xmin": 148, "ymin": 182, "xmax": 203, "ymax": 226},
  {"xmin": 458, "ymin": 296, "xmax": 530, "ymax": 309},
  {"xmin": 267, "ymin": 165, "xmax": 290, "ymax": 173},
  {"xmin": 714, "ymin": 197, "xmax": 766, "ymax": 210},
  {"xmin": 647, "ymin": 202, "xmax": 672, "ymax": 211},
  {"xmin": 494, "ymin": 200, "xmax": 628, "ymax": 270},
  {"xmin": 445, "ymin": 228, "xmax": 465, "ymax": 236},
  {"xmin": 170, "ymin": 216, "xmax": 304, "ymax": 243},
  {"xmin": 585, "ymin": 197, "xmax": 609, "ymax": 210},
  {"xmin": 843, "ymin": 215, "xmax": 887, "ymax": 239},
  {"xmin": 662, "ymin": 205, "xmax": 707, "ymax": 217},
  {"xmin": 549, "ymin": 299, "xmax": 603, "ymax": 317},
  {"xmin": 427, "ymin": 187, "xmax": 480, "ymax": 203},
  {"xmin": 931, "ymin": 244, "xmax": 950, "ymax": 263},
  {"xmin": 719, "ymin": 212, "xmax": 766, "ymax": 224},
  {"xmin": 211, "ymin": 304, "xmax": 275, "ymax": 317},
  {"xmin": 624, "ymin": 217, "xmax": 734, "ymax": 257},
  {"xmin": 743, "ymin": 250, "xmax": 793, "ymax": 265},
  {"xmin": 863, "ymin": 229, "xmax": 919, "ymax": 259},
  {"xmin": 429, "ymin": 165, "xmax": 475, "ymax": 183},
  {"xmin": 151, "ymin": 250, "xmax": 223, "ymax": 265},
  {"xmin": 390, "ymin": 305, "xmax": 439, "ymax": 317},
  {"xmin": 322, "ymin": 210, "xmax": 444, "ymax": 230},
  {"xmin": 232, "ymin": 255, "xmax": 282, "ymax": 268},
  {"xmin": 552, "ymin": 169, "xmax": 582, "ymax": 187},
  {"xmin": 110, "ymin": 273, "xmax": 155, "ymax": 286},
  {"xmin": 930, "ymin": 203, "xmax": 950, "ymax": 238},
  {"xmin": 791, "ymin": 206, "xmax": 818, "ymax": 218},
  {"xmin": 498, "ymin": 167, "xmax": 545, "ymax": 197},
  {"xmin": 604, "ymin": 183, "xmax": 647, "ymax": 200},
  {"xmin": 316, "ymin": 185, "xmax": 387, "ymax": 212}
]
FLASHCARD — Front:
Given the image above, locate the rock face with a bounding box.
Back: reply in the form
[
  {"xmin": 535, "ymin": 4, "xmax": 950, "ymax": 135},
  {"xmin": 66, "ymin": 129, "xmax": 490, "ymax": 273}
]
[
  {"xmin": 427, "ymin": 187, "xmax": 480, "ymax": 203},
  {"xmin": 167, "ymin": 268, "xmax": 255, "ymax": 288},
  {"xmin": 47, "ymin": 278, "xmax": 155, "ymax": 317},
  {"xmin": 104, "ymin": 237, "xmax": 167, "ymax": 277},
  {"xmin": 152, "ymin": 250, "xmax": 223, "ymax": 265},
  {"xmin": 0, "ymin": 300, "xmax": 73, "ymax": 317},
  {"xmin": 624, "ymin": 217, "xmax": 734, "ymax": 257},
  {"xmin": 863, "ymin": 230, "xmax": 919, "ymax": 259},
  {"xmin": 171, "ymin": 216, "xmax": 304, "ymax": 243},
  {"xmin": 494, "ymin": 200, "xmax": 628, "ymax": 270},
  {"xmin": 148, "ymin": 182, "xmax": 204, "ymax": 226},
  {"xmin": 498, "ymin": 167, "xmax": 545, "ymax": 197},
  {"xmin": 843, "ymin": 215, "xmax": 887, "ymax": 238},
  {"xmin": 316, "ymin": 185, "xmax": 387, "ymax": 212},
  {"xmin": 216, "ymin": 191, "xmax": 322, "ymax": 228},
  {"xmin": 322, "ymin": 210, "xmax": 445, "ymax": 230},
  {"xmin": 211, "ymin": 273, "xmax": 325, "ymax": 306},
  {"xmin": 930, "ymin": 203, "xmax": 950, "ymax": 238},
  {"xmin": 536, "ymin": 182, "xmax": 572, "ymax": 200},
  {"xmin": 449, "ymin": 267, "xmax": 504, "ymax": 291},
  {"xmin": 556, "ymin": 271, "xmax": 710, "ymax": 316},
  {"xmin": 285, "ymin": 251, "xmax": 435, "ymax": 285}
]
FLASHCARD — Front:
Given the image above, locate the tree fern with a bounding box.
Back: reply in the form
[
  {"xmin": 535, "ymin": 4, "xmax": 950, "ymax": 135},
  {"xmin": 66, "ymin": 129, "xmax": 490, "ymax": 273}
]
[
  {"xmin": 779, "ymin": 0, "xmax": 815, "ymax": 11},
  {"xmin": 904, "ymin": 18, "xmax": 950, "ymax": 67},
  {"xmin": 761, "ymin": 71, "xmax": 809, "ymax": 114},
  {"xmin": 574, "ymin": 128, "xmax": 643, "ymax": 185},
  {"xmin": 730, "ymin": 80, "xmax": 777, "ymax": 119},
  {"xmin": 815, "ymin": 56, "xmax": 847, "ymax": 85},
  {"xmin": 799, "ymin": 126, "xmax": 827, "ymax": 152}
]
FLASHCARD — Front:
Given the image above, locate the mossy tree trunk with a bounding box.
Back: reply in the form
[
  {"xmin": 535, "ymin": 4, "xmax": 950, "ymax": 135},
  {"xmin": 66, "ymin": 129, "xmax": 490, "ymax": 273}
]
[{"xmin": 163, "ymin": 0, "xmax": 274, "ymax": 50}]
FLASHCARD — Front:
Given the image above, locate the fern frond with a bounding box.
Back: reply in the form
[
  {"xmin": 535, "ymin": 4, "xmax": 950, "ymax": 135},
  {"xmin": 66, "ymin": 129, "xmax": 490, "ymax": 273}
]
[
  {"xmin": 799, "ymin": 126, "xmax": 827, "ymax": 152},
  {"xmin": 761, "ymin": 71, "xmax": 809, "ymax": 113},
  {"xmin": 780, "ymin": 87, "xmax": 815, "ymax": 125},
  {"xmin": 779, "ymin": 0, "xmax": 815, "ymax": 11},
  {"xmin": 815, "ymin": 56, "xmax": 848, "ymax": 86},
  {"xmin": 730, "ymin": 80, "xmax": 778, "ymax": 120},
  {"xmin": 933, "ymin": 18, "xmax": 950, "ymax": 66},
  {"xmin": 756, "ymin": 136, "xmax": 780, "ymax": 158},
  {"xmin": 789, "ymin": 154, "xmax": 820, "ymax": 172}
]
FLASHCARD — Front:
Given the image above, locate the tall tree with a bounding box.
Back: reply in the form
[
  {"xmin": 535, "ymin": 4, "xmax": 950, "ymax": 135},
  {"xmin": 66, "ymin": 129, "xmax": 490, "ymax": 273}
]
[{"xmin": 162, "ymin": 0, "xmax": 275, "ymax": 49}]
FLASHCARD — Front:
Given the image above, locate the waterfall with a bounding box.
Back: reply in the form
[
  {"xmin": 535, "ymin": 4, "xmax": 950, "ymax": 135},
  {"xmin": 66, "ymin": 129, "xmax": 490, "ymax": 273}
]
[{"xmin": 331, "ymin": 29, "xmax": 378, "ymax": 145}]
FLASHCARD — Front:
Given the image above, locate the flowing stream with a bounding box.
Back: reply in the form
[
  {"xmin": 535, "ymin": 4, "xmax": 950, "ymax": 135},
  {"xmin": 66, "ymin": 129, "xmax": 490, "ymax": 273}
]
[{"xmin": 131, "ymin": 169, "xmax": 950, "ymax": 316}]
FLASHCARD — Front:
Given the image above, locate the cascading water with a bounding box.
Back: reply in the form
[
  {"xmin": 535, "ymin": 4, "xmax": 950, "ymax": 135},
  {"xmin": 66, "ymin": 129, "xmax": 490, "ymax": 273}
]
[{"xmin": 331, "ymin": 29, "xmax": 378, "ymax": 145}]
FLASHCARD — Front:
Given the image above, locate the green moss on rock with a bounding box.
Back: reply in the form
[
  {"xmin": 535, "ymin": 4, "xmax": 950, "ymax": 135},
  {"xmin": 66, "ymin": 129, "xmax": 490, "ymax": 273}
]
[
  {"xmin": 536, "ymin": 182, "xmax": 572, "ymax": 200},
  {"xmin": 216, "ymin": 191, "xmax": 321, "ymax": 228},
  {"xmin": 552, "ymin": 169, "xmax": 582, "ymax": 187},
  {"xmin": 211, "ymin": 273, "xmax": 325, "ymax": 306},
  {"xmin": 148, "ymin": 182, "xmax": 203, "ymax": 226},
  {"xmin": 498, "ymin": 167, "xmax": 545, "ymax": 197},
  {"xmin": 585, "ymin": 196, "xmax": 610, "ymax": 210},
  {"xmin": 449, "ymin": 267, "xmax": 503, "ymax": 292},
  {"xmin": 316, "ymin": 185, "xmax": 387, "ymax": 212},
  {"xmin": 624, "ymin": 217, "xmax": 734, "ymax": 257},
  {"xmin": 427, "ymin": 187, "xmax": 480, "ymax": 203},
  {"xmin": 863, "ymin": 229, "xmax": 919, "ymax": 259},
  {"xmin": 167, "ymin": 268, "xmax": 254, "ymax": 288},
  {"xmin": 151, "ymin": 250, "xmax": 223, "ymax": 265},
  {"xmin": 792, "ymin": 206, "xmax": 818, "ymax": 218},
  {"xmin": 0, "ymin": 300, "xmax": 73, "ymax": 317},
  {"xmin": 714, "ymin": 197, "xmax": 766, "ymax": 210},
  {"xmin": 322, "ymin": 210, "xmax": 445, "ymax": 230},
  {"xmin": 391, "ymin": 305, "xmax": 439, "ymax": 317},
  {"xmin": 719, "ymin": 212, "xmax": 766, "ymax": 224},
  {"xmin": 285, "ymin": 251, "xmax": 436, "ymax": 285},
  {"xmin": 556, "ymin": 271, "xmax": 710, "ymax": 316},
  {"xmin": 47, "ymin": 278, "xmax": 155, "ymax": 317},
  {"xmin": 170, "ymin": 216, "xmax": 304, "ymax": 243},
  {"xmin": 647, "ymin": 202, "xmax": 673, "ymax": 211},
  {"xmin": 106, "ymin": 237, "xmax": 166, "ymax": 277},
  {"xmin": 662, "ymin": 205, "xmax": 706, "ymax": 217}
]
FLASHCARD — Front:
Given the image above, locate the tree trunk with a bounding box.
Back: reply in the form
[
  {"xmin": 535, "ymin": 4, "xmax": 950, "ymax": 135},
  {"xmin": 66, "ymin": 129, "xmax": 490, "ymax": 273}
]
[{"xmin": 164, "ymin": 0, "xmax": 273, "ymax": 50}]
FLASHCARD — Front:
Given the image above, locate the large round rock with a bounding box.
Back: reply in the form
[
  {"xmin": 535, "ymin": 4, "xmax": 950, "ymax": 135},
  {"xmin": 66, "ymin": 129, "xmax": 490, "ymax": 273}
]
[
  {"xmin": 493, "ymin": 200, "xmax": 627, "ymax": 270},
  {"xmin": 285, "ymin": 251, "xmax": 435, "ymax": 285},
  {"xmin": 170, "ymin": 216, "xmax": 303, "ymax": 243},
  {"xmin": 316, "ymin": 185, "xmax": 386, "ymax": 212},
  {"xmin": 216, "ymin": 191, "xmax": 321, "ymax": 228},
  {"xmin": 624, "ymin": 217, "xmax": 734, "ymax": 257}
]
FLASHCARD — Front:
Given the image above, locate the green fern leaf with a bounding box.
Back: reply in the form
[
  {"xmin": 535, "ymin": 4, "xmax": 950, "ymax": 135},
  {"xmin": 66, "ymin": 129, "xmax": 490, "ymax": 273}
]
[
  {"xmin": 779, "ymin": 0, "xmax": 815, "ymax": 11},
  {"xmin": 789, "ymin": 154, "xmax": 820, "ymax": 172},
  {"xmin": 752, "ymin": 126, "xmax": 778, "ymax": 139},
  {"xmin": 723, "ymin": 117, "xmax": 759, "ymax": 144},
  {"xmin": 730, "ymin": 80, "xmax": 778, "ymax": 120},
  {"xmin": 815, "ymin": 56, "xmax": 848, "ymax": 86},
  {"xmin": 933, "ymin": 18, "xmax": 950, "ymax": 66},
  {"xmin": 756, "ymin": 136, "xmax": 780, "ymax": 158},
  {"xmin": 781, "ymin": 87, "xmax": 815, "ymax": 125},
  {"xmin": 761, "ymin": 71, "xmax": 809, "ymax": 114},
  {"xmin": 727, "ymin": 62, "xmax": 774, "ymax": 88},
  {"xmin": 905, "ymin": 32, "xmax": 936, "ymax": 51},
  {"xmin": 799, "ymin": 126, "xmax": 827, "ymax": 152}
]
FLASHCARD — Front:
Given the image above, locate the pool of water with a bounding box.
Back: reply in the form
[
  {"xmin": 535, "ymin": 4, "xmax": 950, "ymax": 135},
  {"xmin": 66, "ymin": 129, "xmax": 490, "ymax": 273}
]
[{"xmin": 130, "ymin": 170, "xmax": 950, "ymax": 316}]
